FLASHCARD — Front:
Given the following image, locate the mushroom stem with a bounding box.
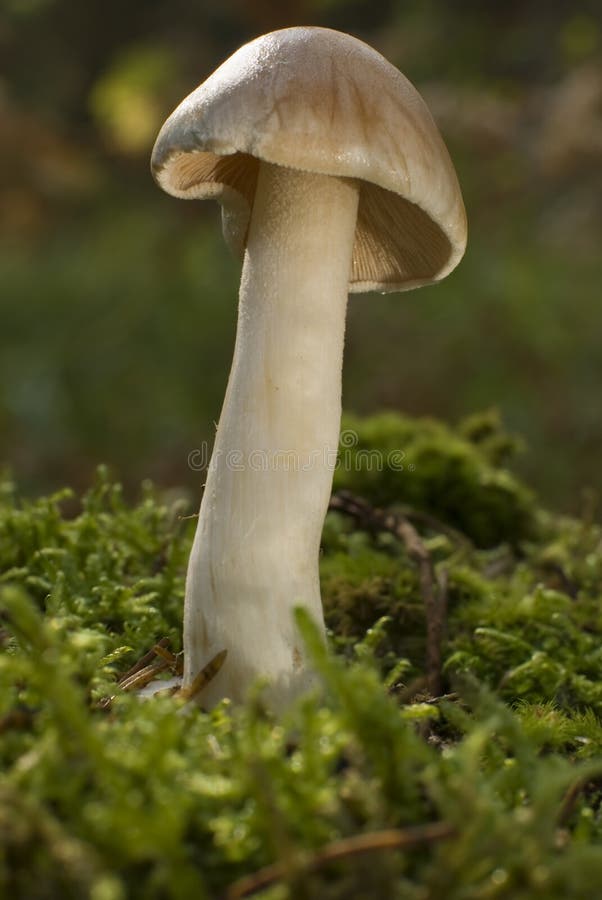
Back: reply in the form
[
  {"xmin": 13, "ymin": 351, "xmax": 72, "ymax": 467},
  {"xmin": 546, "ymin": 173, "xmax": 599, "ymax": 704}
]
[{"xmin": 184, "ymin": 161, "xmax": 360, "ymax": 707}]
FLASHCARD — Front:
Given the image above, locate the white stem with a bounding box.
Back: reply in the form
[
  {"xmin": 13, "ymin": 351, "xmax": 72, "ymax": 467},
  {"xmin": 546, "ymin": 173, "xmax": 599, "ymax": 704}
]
[{"xmin": 184, "ymin": 162, "xmax": 359, "ymax": 708}]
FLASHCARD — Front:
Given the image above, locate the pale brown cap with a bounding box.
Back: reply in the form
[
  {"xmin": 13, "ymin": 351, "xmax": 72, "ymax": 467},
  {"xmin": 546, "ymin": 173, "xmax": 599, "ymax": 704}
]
[{"xmin": 151, "ymin": 26, "xmax": 467, "ymax": 293}]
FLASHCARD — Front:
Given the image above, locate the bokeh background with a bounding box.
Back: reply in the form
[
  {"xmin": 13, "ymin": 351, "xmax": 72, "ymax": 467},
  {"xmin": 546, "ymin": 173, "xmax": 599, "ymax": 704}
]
[{"xmin": 1, "ymin": 0, "xmax": 601, "ymax": 510}]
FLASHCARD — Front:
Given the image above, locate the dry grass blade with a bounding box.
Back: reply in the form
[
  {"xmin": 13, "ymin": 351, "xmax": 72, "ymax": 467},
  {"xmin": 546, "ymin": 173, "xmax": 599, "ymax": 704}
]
[{"xmin": 174, "ymin": 649, "xmax": 228, "ymax": 703}]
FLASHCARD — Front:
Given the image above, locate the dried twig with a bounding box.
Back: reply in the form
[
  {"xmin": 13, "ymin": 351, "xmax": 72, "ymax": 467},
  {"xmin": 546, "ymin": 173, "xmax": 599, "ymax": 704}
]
[
  {"xmin": 424, "ymin": 691, "xmax": 459, "ymax": 706},
  {"xmin": 151, "ymin": 643, "xmax": 184, "ymax": 676},
  {"xmin": 152, "ymin": 643, "xmax": 177, "ymax": 664},
  {"xmin": 0, "ymin": 706, "xmax": 36, "ymax": 734},
  {"xmin": 329, "ymin": 491, "xmax": 447, "ymax": 696},
  {"xmin": 119, "ymin": 636, "xmax": 171, "ymax": 683},
  {"xmin": 397, "ymin": 505, "xmax": 472, "ymax": 552},
  {"xmin": 436, "ymin": 565, "xmax": 449, "ymax": 661},
  {"xmin": 226, "ymin": 822, "xmax": 455, "ymax": 899},
  {"xmin": 102, "ymin": 638, "xmax": 223, "ymax": 708},
  {"xmin": 96, "ymin": 639, "xmax": 179, "ymax": 710},
  {"xmin": 557, "ymin": 774, "xmax": 602, "ymax": 827},
  {"xmin": 118, "ymin": 660, "xmax": 171, "ymax": 692}
]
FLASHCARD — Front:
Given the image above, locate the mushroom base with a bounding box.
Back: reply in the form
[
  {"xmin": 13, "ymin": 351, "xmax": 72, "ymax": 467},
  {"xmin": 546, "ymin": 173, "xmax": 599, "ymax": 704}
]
[{"xmin": 184, "ymin": 162, "xmax": 359, "ymax": 709}]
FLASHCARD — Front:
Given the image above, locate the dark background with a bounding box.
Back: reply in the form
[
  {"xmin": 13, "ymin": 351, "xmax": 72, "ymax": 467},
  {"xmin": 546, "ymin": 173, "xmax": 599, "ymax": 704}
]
[{"xmin": 1, "ymin": 0, "xmax": 601, "ymax": 510}]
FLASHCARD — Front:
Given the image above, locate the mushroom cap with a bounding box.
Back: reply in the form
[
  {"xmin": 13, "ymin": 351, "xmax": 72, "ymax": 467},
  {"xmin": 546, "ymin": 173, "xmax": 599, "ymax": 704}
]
[{"xmin": 151, "ymin": 26, "xmax": 467, "ymax": 293}]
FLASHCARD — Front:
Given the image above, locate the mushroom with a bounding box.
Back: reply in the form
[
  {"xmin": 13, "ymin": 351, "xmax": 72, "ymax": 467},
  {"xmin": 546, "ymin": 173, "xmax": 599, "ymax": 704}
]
[{"xmin": 151, "ymin": 26, "xmax": 467, "ymax": 709}]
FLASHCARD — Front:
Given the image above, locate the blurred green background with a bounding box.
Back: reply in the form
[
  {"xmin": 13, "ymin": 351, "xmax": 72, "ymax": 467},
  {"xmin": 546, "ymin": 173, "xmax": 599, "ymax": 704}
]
[{"xmin": 1, "ymin": 0, "xmax": 601, "ymax": 510}]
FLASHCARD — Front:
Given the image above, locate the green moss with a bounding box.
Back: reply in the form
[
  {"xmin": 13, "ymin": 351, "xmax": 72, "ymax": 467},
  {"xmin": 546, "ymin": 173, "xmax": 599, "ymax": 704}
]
[
  {"xmin": 0, "ymin": 467, "xmax": 188, "ymax": 700},
  {"xmin": 334, "ymin": 411, "xmax": 536, "ymax": 547},
  {"xmin": 2, "ymin": 413, "xmax": 602, "ymax": 898}
]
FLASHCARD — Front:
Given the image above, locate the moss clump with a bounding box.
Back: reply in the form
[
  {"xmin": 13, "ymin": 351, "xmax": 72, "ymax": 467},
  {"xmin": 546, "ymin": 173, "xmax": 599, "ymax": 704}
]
[
  {"xmin": 2, "ymin": 411, "xmax": 602, "ymax": 899},
  {"xmin": 334, "ymin": 410, "xmax": 536, "ymax": 547},
  {"xmin": 0, "ymin": 467, "xmax": 187, "ymax": 700}
]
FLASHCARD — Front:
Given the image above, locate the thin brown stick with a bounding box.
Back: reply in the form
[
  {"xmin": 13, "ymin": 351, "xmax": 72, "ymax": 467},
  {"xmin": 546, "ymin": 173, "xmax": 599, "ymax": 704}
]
[
  {"xmin": 437, "ymin": 566, "xmax": 449, "ymax": 657},
  {"xmin": 424, "ymin": 691, "xmax": 458, "ymax": 705},
  {"xmin": 557, "ymin": 774, "xmax": 602, "ymax": 827},
  {"xmin": 0, "ymin": 707, "xmax": 35, "ymax": 734},
  {"xmin": 152, "ymin": 644, "xmax": 178, "ymax": 665},
  {"xmin": 226, "ymin": 822, "xmax": 455, "ymax": 899},
  {"xmin": 329, "ymin": 491, "xmax": 446, "ymax": 696},
  {"xmin": 98, "ymin": 640, "xmax": 181, "ymax": 710},
  {"xmin": 397, "ymin": 506, "xmax": 472, "ymax": 551},
  {"xmin": 119, "ymin": 660, "xmax": 170, "ymax": 692},
  {"xmin": 119, "ymin": 636, "xmax": 170, "ymax": 683}
]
